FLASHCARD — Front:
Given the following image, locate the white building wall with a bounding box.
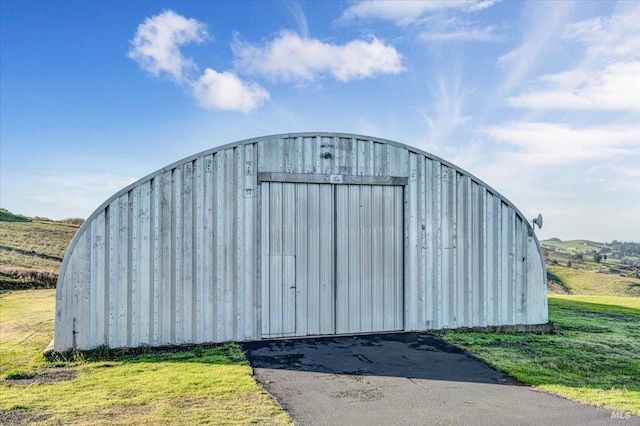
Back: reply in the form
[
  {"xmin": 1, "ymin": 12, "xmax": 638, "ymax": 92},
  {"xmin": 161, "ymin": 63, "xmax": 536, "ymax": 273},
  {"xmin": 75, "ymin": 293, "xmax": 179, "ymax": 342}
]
[{"xmin": 55, "ymin": 133, "xmax": 547, "ymax": 351}]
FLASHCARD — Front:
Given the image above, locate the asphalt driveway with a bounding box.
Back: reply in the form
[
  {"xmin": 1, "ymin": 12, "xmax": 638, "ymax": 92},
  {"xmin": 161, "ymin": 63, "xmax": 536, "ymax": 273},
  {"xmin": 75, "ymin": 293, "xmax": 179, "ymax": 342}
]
[{"xmin": 242, "ymin": 332, "xmax": 637, "ymax": 425}]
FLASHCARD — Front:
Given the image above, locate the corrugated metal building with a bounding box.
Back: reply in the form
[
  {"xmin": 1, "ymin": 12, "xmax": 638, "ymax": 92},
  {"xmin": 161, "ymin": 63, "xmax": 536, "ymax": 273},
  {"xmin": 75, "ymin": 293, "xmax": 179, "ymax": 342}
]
[{"xmin": 54, "ymin": 132, "xmax": 547, "ymax": 351}]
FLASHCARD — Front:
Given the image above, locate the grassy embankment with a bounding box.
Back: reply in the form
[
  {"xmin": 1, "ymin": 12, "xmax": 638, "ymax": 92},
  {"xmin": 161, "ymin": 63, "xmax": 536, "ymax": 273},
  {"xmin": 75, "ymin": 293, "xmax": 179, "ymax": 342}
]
[
  {"xmin": 441, "ymin": 257, "xmax": 640, "ymax": 416},
  {"xmin": 0, "ymin": 208, "xmax": 79, "ymax": 289},
  {"xmin": 0, "ymin": 290, "xmax": 291, "ymax": 425},
  {"xmin": 0, "ymin": 210, "xmax": 290, "ymax": 424}
]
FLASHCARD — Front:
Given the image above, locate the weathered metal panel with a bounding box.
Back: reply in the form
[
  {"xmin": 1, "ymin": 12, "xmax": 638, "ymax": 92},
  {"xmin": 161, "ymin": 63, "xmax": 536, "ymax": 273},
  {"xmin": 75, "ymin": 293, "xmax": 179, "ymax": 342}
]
[
  {"xmin": 258, "ymin": 172, "xmax": 407, "ymax": 186},
  {"xmin": 261, "ymin": 181, "xmax": 334, "ymax": 337},
  {"xmin": 90, "ymin": 211, "xmax": 106, "ymax": 348},
  {"xmin": 55, "ymin": 142, "xmax": 261, "ymax": 350},
  {"xmin": 335, "ymin": 184, "xmax": 403, "ymax": 334},
  {"xmin": 179, "ymin": 164, "xmax": 193, "ymax": 343},
  {"xmin": 135, "ymin": 181, "xmax": 152, "ymax": 345},
  {"xmin": 72, "ymin": 226, "xmax": 91, "ymax": 349},
  {"xmin": 55, "ymin": 133, "xmax": 548, "ymax": 351},
  {"xmin": 405, "ymin": 153, "xmax": 418, "ymax": 330},
  {"xmin": 258, "ymin": 136, "xmax": 408, "ymax": 178}
]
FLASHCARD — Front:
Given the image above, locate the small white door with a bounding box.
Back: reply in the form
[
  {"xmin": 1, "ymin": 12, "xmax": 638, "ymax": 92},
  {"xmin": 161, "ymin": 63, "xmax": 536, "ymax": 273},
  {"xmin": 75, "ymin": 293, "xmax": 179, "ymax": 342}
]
[{"xmin": 261, "ymin": 182, "xmax": 334, "ymax": 338}]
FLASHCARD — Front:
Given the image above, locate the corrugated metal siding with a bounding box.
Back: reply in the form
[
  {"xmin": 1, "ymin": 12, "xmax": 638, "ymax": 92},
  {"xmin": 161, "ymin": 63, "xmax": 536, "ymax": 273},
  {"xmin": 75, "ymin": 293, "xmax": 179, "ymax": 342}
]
[
  {"xmin": 55, "ymin": 133, "xmax": 547, "ymax": 351},
  {"xmin": 261, "ymin": 182, "xmax": 404, "ymax": 337},
  {"xmin": 257, "ymin": 135, "xmax": 409, "ymax": 177},
  {"xmin": 261, "ymin": 182, "xmax": 335, "ymax": 337},
  {"xmin": 404, "ymin": 153, "xmax": 544, "ymax": 330},
  {"xmin": 335, "ymin": 184, "xmax": 404, "ymax": 333},
  {"xmin": 55, "ymin": 144, "xmax": 258, "ymax": 350}
]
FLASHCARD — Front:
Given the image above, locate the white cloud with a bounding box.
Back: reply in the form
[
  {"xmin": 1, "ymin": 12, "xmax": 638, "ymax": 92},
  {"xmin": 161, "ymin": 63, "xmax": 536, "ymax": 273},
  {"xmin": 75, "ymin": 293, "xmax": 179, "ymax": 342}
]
[
  {"xmin": 496, "ymin": 2, "xmax": 576, "ymax": 96},
  {"xmin": 423, "ymin": 71, "xmax": 471, "ymax": 148},
  {"xmin": 128, "ymin": 10, "xmax": 404, "ymax": 111},
  {"xmin": 340, "ymin": 0, "xmax": 497, "ymax": 26},
  {"xmin": 284, "ymin": 1, "xmax": 309, "ymax": 38},
  {"xmin": 506, "ymin": 9, "xmax": 640, "ymax": 112},
  {"xmin": 508, "ymin": 62, "xmax": 640, "ymax": 111},
  {"xmin": 128, "ymin": 10, "xmax": 208, "ymax": 83},
  {"xmin": 192, "ymin": 69, "xmax": 269, "ymax": 113},
  {"xmin": 562, "ymin": 10, "xmax": 640, "ymax": 61},
  {"xmin": 232, "ymin": 31, "xmax": 404, "ymax": 82},
  {"xmin": 341, "ymin": 0, "xmax": 502, "ymax": 44},
  {"xmin": 129, "ymin": 10, "xmax": 269, "ymax": 113},
  {"xmin": 483, "ymin": 122, "xmax": 640, "ymax": 165},
  {"xmin": 613, "ymin": 166, "xmax": 640, "ymax": 179},
  {"xmin": 419, "ymin": 25, "xmax": 503, "ymax": 42}
]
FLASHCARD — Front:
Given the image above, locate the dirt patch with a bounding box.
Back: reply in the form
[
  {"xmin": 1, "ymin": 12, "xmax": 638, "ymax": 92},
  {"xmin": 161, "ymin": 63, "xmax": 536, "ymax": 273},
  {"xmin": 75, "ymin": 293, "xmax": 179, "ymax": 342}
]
[
  {"xmin": 83, "ymin": 404, "xmax": 154, "ymax": 424},
  {"xmin": 3, "ymin": 368, "xmax": 77, "ymax": 386},
  {"xmin": 336, "ymin": 387, "xmax": 384, "ymax": 401},
  {"xmin": 0, "ymin": 408, "xmax": 52, "ymax": 425},
  {"xmin": 547, "ymin": 280, "xmax": 570, "ymax": 294}
]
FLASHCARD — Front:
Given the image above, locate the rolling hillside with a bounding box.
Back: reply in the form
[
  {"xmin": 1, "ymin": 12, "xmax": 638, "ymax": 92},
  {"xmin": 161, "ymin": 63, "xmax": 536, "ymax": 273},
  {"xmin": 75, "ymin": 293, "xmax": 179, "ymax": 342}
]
[
  {"xmin": 2, "ymin": 208, "xmax": 639, "ymax": 297},
  {"xmin": 0, "ymin": 209, "xmax": 80, "ymax": 289},
  {"xmin": 542, "ymin": 238, "xmax": 640, "ymax": 297}
]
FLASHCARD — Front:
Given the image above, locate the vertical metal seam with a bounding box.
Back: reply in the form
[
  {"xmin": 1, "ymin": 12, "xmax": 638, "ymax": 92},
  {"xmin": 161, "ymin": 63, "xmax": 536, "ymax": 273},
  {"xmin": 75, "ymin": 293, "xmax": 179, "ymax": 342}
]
[
  {"xmin": 256, "ymin": 175, "xmax": 263, "ymax": 338},
  {"xmin": 170, "ymin": 168, "xmax": 177, "ymax": 343},
  {"xmin": 190, "ymin": 161, "xmax": 196, "ymax": 342},
  {"xmin": 127, "ymin": 190, "xmax": 134, "ymax": 347},
  {"xmin": 333, "ymin": 182, "xmax": 338, "ymax": 334}
]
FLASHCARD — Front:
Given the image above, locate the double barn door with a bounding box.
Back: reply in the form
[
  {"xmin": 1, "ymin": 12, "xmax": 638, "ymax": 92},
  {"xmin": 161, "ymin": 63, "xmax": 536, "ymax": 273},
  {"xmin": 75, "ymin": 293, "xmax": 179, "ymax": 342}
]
[{"xmin": 261, "ymin": 181, "xmax": 404, "ymax": 338}]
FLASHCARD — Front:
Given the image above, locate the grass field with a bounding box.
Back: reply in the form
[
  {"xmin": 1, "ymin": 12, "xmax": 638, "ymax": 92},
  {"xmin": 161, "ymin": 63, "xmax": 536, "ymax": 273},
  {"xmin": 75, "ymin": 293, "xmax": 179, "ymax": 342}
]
[
  {"xmin": 547, "ymin": 265, "xmax": 640, "ymax": 297},
  {"xmin": 0, "ymin": 218, "xmax": 78, "ymax": 289},
  {"xmin": 440, "ymin": 295, "xmax": 640, "ymax": 415},
  {"xmin": 0, "ymin": 290, "xmax": 292, "ymax": 425},
  {"xmin": 2, "ymin": 210, "xmax": 639, "ymax": 421}
]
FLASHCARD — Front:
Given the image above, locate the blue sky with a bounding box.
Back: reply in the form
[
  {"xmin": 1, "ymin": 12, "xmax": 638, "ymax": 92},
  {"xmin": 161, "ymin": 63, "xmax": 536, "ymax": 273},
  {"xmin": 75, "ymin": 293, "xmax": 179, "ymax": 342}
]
[{"xmin": 1, "ymin": 0, "xmax": 639, "ymax": 242}]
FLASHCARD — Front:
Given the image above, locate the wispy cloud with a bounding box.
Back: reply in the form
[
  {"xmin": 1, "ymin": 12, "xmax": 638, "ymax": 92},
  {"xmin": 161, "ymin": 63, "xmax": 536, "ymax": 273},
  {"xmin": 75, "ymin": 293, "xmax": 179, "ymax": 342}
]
[
  {"xmin": 340, "ymin": 0, "xmax": 501, "ymax": 44},
  {"xmin": 340, "ymin": 0, "xmax": 497, "ymax": 26},
  {"xmin": 284, "ymin": 1, "xmax": 309, "ymax": 38},
  {"xmin": 507, "ymin": 10, "xmax": 640, "ymax": 112},
  {"xmin": 612, "ymin": 166, "xmax": 640, "ymax": 179},
  {"xmin": 128, "ymin": 10, "xmax": 208, "ymax": 83},
  {"xmin": 475, "ymin": 5, "xmax": 640, "ymax": 241},
  {"xmin": 483, "ymin": 122, "xmax": 640, "ymax": 165},
  {"xmin": 423, "ymin": 69, "xmax": 471, "ymax": 150},
  {"xmin": 507, "ymin": 62, "xmax": 640, "ymax": 111},
  {"xmin": 563, "ymin": 10, "xmax": 640, "ymax": 61},
  {"xmin": 232, "ymin": 31, "xmax": 404, "ymax": 83},
  {"xmin": 496, "ymin": 2, "xmax": 576, "ymax": 96},
  {"xmin": 419, "ymin": 24, "xmax": 503, "ymax": 43}
]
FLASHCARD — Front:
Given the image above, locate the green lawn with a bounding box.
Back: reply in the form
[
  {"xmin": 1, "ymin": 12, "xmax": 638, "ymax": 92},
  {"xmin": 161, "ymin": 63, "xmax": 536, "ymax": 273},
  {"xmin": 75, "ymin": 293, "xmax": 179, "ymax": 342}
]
[
  {"xmin": 0, "ymin": 290, "xmax": 292, "ymax": 425},
  {"xmin": 440, "ymin": 295, "xmax": 640, "ymax": 415},
  {"xmin": 3, "ymin": 214, "xmax": 639, "ymax": 422},
  {"xmin": 547, "ymin": 265, "xmax": 640, "ymax": 297}
]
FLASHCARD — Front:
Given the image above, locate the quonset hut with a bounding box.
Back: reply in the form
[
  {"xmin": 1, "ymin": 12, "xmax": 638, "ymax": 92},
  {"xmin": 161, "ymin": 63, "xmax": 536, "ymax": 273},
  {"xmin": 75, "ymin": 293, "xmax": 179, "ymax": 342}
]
[{"xmin": 54, "ymin": 133, "xmax": 547, "ymax": 351}]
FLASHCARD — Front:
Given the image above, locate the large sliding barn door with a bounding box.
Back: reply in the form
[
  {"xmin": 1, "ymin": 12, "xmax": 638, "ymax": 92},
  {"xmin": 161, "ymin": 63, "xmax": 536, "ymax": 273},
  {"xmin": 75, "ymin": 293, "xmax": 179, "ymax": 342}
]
[
  {"xmin": 336, "ymin": 185, "xmax": 404, "ymax": 334},
  {"xmin": 261, "ymin": 181, "xmax": 404, "ymax": 338}
]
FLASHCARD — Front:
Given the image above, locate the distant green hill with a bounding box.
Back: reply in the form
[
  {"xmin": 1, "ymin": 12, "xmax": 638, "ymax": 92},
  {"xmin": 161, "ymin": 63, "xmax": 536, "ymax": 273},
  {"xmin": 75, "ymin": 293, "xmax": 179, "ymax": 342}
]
[
  {"xmin": 0, "ymin": 209, "xmax": 81, "ymax": 289},
  {"xmin": 0, "ymin": 208, "xmax": 31, "ymax": 223},
  {"xmin": 541, "ymin": 238, "xmax": 640, "ymax": 268},
  {"xmin": 541, "ymin": 238, "xmax": 640, "ymax": 297}
]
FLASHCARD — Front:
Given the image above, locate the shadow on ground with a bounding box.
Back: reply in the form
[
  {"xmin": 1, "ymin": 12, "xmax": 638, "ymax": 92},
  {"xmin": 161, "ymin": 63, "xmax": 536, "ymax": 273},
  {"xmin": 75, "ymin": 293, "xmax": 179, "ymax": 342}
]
[
  {"xmin": 242, "ymin": 332, "xmax": 518, "ymax": 385},
  {"xmin": 241, "ymin": 332, "xmax": 632, "ymax": 425}
]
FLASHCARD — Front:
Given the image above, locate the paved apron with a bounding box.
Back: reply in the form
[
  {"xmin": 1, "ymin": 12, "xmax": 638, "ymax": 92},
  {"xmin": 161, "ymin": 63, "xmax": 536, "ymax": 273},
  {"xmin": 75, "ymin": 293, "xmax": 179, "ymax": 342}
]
[{"xmin": 242, "ymin": 332, "xmax": 638, "ymax": 426}]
